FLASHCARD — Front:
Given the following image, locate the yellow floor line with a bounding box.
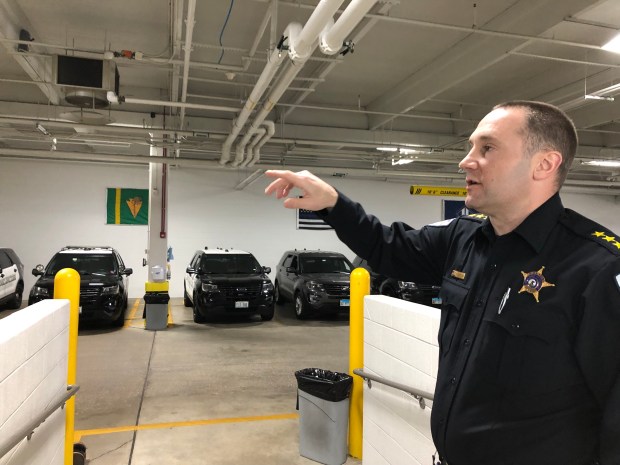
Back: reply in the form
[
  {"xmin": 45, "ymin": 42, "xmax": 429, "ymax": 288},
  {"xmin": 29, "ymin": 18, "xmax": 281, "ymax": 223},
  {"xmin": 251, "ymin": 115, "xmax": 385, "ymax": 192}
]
[
  {"xmin": 167, "ymin": 301, "xmax": 173, "ymax": 326},
  {"xmin": 74, "ymin": 412, "xmax": 299, "ymax": 441},
  {"xmin": 123, "ymin": 298, "xmax": 141, "ymax": 329}
]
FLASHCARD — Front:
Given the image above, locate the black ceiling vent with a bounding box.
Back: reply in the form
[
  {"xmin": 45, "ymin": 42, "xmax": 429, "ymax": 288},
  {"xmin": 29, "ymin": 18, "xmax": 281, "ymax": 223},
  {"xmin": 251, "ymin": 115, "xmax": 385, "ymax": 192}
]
[{"xmin": 53, "ymin": 55, "xmax": 119, "ymax": 109}]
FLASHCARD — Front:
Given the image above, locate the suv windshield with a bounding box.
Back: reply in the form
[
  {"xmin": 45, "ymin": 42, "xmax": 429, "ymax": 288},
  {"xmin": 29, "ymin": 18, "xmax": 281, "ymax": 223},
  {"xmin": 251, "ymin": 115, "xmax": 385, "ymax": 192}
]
[
  {"xmin": 200, "ymin": 254, "xmax": 262, "ymax": 274},
  {"xmin": 46, "ymin": 253, "xmax": 117, "ymax": 276},
  {"xmin": 300, "ymin": 256, "xmax": 352, "ymax": 274}
]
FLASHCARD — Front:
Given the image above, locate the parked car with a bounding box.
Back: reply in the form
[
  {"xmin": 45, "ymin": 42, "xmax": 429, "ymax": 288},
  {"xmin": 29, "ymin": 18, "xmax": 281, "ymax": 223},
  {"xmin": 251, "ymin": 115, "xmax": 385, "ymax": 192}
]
[
  {"xmin": 28, "ymin": 246, "xmax": 132, "ymax": 326},
  {"xmin": 352, "ymin": 256, "xmax": 441, "ymax": 306},
  {"xmin": 274, "ymin": 250, "xmax": 353, "ymax": 319},
  {"xmin": 0, "ymin": 248, "xmax": 25, "ymax": 309},
  {"xmin": 184, "ymin": 247, "xmax": 275, "ymax": 323}
]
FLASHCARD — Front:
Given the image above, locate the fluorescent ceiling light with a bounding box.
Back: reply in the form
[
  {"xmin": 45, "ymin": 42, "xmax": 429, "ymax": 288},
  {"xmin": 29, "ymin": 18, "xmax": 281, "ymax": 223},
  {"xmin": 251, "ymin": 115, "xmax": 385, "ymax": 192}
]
[
  {"xmin": 582, "ymin": 160, "xmax": 620, "ymax": 168},
  {"xmin": 602, "ymin": 34, "xmax": 620, "ymax": 53},
  {"xmin": 376, "ymin": 146, "xmax": 398, "ymax": 152},
  {"xmin": 391, "ymin": 158, "xmax": 414, "ymax": 166}
]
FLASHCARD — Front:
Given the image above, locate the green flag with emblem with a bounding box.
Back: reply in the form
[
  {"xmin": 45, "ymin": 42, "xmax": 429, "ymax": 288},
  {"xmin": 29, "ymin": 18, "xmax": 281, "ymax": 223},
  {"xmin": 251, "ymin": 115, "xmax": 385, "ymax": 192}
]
[{"xmin": 106, "ymin": 188, "xmax": 149, "ymax": 225}]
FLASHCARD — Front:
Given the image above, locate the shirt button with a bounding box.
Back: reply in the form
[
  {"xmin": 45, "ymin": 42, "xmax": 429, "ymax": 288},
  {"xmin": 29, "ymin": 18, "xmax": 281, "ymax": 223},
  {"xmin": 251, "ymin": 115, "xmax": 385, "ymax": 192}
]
[
  {"xmin": 475, "ymin": 300, "xmax": 484, "ymax": 307},
  {"xmin": 450, "ymin": 377, "xmax": 457, "ymax": 385},
  {"xmin": 464, "ymin": 339, "xmax": 471, "ymax": 346},
  {"xmin": 511, "ymin": 324, "xmax": 520, "ymax": 329},
  {"xmin": 491, "ymin": 263, "xmax": 497, "ymax": 270}
]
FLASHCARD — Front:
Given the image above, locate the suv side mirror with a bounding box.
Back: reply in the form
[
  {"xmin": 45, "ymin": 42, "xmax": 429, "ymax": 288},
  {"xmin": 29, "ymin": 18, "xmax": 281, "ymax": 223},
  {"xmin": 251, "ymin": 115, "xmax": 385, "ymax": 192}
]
[
  {"xmin": 262, "ymin": 266, "xmax": 271, "ymax": 274},
  {"xmin": 286, "ymin": 266, "xmax": 296, "ymax": 273},
  {"xmin": 32, "ymin": 264, "xmax": 44, "ymax": 276},
  {"xmin": 124, "ymin": 268, "xmax": 133, "ymax": 276},
  {"xmin": 186, "ymin": 266, "xmax": 195, "ymax": 274}
]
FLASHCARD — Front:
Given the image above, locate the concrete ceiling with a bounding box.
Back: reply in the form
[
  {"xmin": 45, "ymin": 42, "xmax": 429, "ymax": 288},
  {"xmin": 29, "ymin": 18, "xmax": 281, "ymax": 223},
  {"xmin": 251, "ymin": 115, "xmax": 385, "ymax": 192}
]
[{"xmin": 1, "ymin": 0, "xmax": 620, "ymax": 194}]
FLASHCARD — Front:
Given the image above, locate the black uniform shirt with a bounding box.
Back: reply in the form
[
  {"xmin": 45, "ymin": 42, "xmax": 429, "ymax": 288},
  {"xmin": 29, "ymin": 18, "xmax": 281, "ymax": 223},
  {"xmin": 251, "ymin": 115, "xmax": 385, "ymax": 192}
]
[{"xmin": 321, "ymin": 192, "xmax": 620, "ymax": 465}]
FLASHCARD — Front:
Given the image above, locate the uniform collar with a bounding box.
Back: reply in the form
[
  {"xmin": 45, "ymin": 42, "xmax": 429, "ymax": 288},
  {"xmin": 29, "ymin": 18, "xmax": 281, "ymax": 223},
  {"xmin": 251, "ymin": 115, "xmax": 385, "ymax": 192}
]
[{"xmin": 479, "ymin": 193, "xmax": 564, "ymax": 253}]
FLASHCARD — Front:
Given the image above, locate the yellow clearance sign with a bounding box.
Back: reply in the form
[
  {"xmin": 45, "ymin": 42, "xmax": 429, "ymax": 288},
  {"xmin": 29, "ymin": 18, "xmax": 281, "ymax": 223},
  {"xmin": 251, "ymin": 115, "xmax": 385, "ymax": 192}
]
[{"xmin": 410, "ymin": 186, "xmax": 467, "ymax": 197}]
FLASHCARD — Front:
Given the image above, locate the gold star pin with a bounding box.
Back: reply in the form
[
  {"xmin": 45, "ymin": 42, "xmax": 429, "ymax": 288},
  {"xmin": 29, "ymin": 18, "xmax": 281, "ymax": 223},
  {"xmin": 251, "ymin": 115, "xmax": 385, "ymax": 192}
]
[{"xmin": 519, "ymin": 266, "xmax": 555, "ymax": 302}]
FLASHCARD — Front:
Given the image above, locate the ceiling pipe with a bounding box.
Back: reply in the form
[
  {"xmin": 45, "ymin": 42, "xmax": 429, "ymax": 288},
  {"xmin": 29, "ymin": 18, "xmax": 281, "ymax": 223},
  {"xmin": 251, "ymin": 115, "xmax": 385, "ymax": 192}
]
[
  {"xmin": 222, "ymin": 0, "xmax": 347, "ymax": 166},
  {"xmin": 248, "ymin": 120, "xmax": 275, "ymax": 166},
  {"xmin": 179, "ymin": 0, "xmax": 197, "ymax": 128},
  {"xmin": 107, "ymin": 91, "xmax": 238, "ymax": 112},
  {"xmin": 239, "ymin": 0, "xmax": 377, "ymax": 158},
  {"xmin": 238, "ymin": 127, "xmax": 266, "ymax": 167},
  {"xmin": 319, "ymin": 0, "xmax": 377, "ymax": 55},
  {"xmin": 218, "ymin": 22, "xmax": 299, "ymax": 165}
]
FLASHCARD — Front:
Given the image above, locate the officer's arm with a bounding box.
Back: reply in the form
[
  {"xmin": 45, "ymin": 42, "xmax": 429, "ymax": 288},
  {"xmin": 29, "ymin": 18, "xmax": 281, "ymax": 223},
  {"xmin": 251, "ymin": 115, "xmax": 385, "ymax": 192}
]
[{"xmin": 575, "ymin": 260, "xmax": 620, "ymax": 464}]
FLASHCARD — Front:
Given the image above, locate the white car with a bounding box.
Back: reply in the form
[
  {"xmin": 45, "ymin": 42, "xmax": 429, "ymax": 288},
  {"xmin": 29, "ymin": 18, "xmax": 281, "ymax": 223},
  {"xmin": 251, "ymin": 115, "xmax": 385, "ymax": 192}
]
[{"xmin": 0, "ymin": 248, "xmax": 25, "ymax": 309}]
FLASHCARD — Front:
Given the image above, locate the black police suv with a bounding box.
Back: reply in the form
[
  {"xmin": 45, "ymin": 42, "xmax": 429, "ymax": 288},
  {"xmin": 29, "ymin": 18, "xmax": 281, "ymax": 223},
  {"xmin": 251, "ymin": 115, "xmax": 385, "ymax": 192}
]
[
  {"xmin": 352, "ymin": 256, "xmax": 441, "ymax": 306},
  {"xmin": 184, "ymin": 248, "xmax": 275, "ymax": 323},
  {"xmin": 274, "ymin": 250, "xmax": 353, "ymax": 319},
  {"xmin": 28, "ymin": 246, "xmax": 132, "ymax": 326},
  {"xmin": 0, "ymin": 248, "xmax": 25, "ymax": 309}
]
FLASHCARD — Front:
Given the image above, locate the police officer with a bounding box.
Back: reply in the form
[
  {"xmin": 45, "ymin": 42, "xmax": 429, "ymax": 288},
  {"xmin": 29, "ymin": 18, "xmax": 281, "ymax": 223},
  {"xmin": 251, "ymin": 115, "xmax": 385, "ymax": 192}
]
[{"xmin": 265, "ymin": 101, "xmax": 620, "ymax": 465}]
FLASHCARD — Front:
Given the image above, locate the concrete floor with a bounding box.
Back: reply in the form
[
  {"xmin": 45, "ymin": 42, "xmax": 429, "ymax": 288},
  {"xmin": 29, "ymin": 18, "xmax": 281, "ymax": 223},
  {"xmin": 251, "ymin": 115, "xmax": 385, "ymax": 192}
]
[{"xmin": 2, "ymin": 298, "xmax": 362, "ymax": 465}]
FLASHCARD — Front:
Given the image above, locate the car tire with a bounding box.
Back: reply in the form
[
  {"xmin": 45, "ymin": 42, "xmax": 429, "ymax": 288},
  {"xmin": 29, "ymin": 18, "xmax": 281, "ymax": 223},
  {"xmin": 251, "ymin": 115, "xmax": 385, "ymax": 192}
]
[
  {"xmin": 274, "ymin": 281, "xmax": 283, "ymax": 304},
  {"xmin": 8, "ymin": 282, "xmax": 23, "ymax": 309},
  {"xmin": 192, "ymin": 292, "xmax": 205, "ymax": 323},
  {"xmin": 183, "ymin": 288, "xmax": 192, "ymax": 307},
  {"xmin": 260, "ymin": 305, "xmax": 275, "ymax": 321},
  {"xmin": 380, "ymin": 283, "xmax": 397, "ymax": 297},
  {"xmin": 294, "ymin": 292, "xmax": 309, "ymax": 320},
  {"xmin": 112, "ymin": 307, "xmax": 126, "ymax": 327}
]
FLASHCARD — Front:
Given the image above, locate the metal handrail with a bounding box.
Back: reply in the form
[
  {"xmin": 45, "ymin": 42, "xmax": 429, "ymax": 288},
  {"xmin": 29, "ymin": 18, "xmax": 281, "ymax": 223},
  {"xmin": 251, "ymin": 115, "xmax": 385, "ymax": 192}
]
[
  {"xmin": 353, "ymin": 368, "xmax": 433, "ymax": 409},
  {"xmin": 0, "ymin": 384, "xmax": 80, "ymax": 458}
]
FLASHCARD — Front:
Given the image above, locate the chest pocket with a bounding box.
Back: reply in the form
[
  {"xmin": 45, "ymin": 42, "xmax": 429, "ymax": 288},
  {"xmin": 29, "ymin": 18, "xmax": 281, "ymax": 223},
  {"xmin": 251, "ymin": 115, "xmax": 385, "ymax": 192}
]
[
  {"xmin": 438, "ymin": 278, "xmax": 469, "ymax": 355},
  {"xmin": 477, "ymin": 307, "xmax": 579, "ymax": 395}
]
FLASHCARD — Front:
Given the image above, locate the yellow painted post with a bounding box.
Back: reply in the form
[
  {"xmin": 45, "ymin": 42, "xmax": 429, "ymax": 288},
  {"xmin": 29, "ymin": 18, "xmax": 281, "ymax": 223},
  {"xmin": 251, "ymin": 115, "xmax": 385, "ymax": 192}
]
[
  {"xmin": 54, "ymin": 268, "xmax": 80, "ymax": 465},
  {"xmin": 349, "ymin": 267, "xmax": 370, "ymax": 459}
]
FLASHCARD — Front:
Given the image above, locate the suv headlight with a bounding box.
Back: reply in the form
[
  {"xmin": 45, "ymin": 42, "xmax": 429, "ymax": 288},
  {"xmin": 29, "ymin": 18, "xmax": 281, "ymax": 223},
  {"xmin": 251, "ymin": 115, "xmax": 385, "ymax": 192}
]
[
  {"xmin": 262, "ymin": 281, "xmax": 274, "ymax": 292},
  {"xmin": 202, "ymin": 282, "xmax": 218, "ymax": 292},
  {"xmin": 102, "ymin": 284, "xmax": 119, "ymax": 295},
  {"xmin": 32, "ymin": 285, "xmax": 49, "ymax": 297},
  {"xmin": 306, "ymin": 281, "xmax": 325, "ymax": 292},
  {"xmin": 398, "ymin": 281, "xmax": 418, "ymax": 290}
]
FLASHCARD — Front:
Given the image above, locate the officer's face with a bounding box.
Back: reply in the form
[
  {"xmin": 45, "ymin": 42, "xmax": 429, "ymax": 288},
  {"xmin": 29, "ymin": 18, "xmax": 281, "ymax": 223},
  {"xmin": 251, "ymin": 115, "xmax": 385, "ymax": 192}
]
[{"xmin": 459, "ymin": 107, "xmax": 534, "ymax": 217}]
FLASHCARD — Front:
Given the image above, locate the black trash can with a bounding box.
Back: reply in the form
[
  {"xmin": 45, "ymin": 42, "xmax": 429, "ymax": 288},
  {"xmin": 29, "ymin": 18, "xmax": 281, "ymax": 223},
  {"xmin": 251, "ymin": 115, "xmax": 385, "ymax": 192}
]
[
  {"xmin": 143, "ymin": 292, "xmax": 170, "ymax": 330},
  {"xmin": 295, "ymin": 368, "xmax": 353, "ymax": 465}
]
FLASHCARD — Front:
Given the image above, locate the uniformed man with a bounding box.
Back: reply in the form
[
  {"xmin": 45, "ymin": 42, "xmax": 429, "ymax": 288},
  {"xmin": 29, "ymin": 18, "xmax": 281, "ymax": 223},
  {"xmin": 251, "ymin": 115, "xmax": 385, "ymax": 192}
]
[{"xmin": 265, "ymin": 101, "xmax": 620, "ymax": 465}]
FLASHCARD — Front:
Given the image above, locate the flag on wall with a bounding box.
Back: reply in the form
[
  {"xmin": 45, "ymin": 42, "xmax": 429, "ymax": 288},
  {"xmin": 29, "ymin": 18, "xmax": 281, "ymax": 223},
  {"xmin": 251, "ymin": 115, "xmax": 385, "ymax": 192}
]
[
  {"xmin": 296, "ymin": 208, "xmax": 333, "ymax": 230},
  {"xmin": 106, "ymin": 188, "xmax": 149, "ymax": 225},
  {"xmin": 442, "ymin": 200, "xmax": 477, "ymax": 220}
]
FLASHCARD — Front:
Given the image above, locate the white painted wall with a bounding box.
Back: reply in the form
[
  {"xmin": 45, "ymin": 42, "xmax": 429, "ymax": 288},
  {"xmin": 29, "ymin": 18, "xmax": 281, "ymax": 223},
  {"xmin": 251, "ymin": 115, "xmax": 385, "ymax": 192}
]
[
  {"xmin": 0, "ymin": 299, "xmax": 69, "ymax": 465},
  {"xmin": 362, "ymin": 295, "xmax": 440, "ymax": 465},
  {"xmin": 1, "ymin": 158, "xmax": 618, "ymax": 298}
]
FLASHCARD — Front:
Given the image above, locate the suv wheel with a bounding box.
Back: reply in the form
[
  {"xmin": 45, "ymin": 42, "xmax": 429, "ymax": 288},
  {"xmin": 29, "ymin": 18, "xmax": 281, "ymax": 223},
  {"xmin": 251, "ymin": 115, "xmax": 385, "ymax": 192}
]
[
  {"xmin": 260, "ymin": 304, "xmax": 275, "ymax": 321},
  {"xmin": 8, "ymin": 282, "xmax": 23, "ymax": 309},
  {"xmin": 112, "ymin": 304, "xmax": 126, "ymax": 327},
  {"xmin": 294, "ymin": 292, "xmax": 309, "ymax": 320},
  {"xmin": 183, "ymin": 288, "xmax": 192, "ymax": 307},
  {"xmin": 380, "ymin": 283, "xmax": 397, "ymax": 297},
  {"xmin": 274, "ymin": 281, "xmax": 283, "ymax": 304},
  {"xmin": 192, "ymin": 293, "xmax": 205, "ymax": 323}
]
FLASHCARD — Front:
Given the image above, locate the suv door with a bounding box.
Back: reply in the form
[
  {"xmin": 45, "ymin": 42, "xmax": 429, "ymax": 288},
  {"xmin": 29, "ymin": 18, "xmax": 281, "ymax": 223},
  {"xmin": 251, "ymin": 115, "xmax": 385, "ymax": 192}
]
[
  {"xmin": 280, "ymin": 254, "xmax": 297, "ymax": 299},
  {"xmin": 185, "ymin": 253, "xmax": 200, "ymax": 302},
  {"xmin": 0, "ymin": 250, "xmax": 18, "ymax": 301}
]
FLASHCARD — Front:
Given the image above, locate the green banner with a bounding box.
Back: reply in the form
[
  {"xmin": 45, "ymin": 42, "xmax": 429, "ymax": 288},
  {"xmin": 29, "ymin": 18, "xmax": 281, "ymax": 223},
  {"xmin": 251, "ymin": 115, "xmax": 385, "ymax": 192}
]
[{"xmin": 106, "ymin": 188, "xmax": 149, "ymax": 225}]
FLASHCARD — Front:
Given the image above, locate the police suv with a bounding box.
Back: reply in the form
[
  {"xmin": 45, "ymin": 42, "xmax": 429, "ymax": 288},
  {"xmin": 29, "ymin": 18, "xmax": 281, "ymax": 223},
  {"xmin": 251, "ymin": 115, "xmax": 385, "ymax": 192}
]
[{"xmin": 0, "ymin": 248, "xmax": 25, "ymax": 309}]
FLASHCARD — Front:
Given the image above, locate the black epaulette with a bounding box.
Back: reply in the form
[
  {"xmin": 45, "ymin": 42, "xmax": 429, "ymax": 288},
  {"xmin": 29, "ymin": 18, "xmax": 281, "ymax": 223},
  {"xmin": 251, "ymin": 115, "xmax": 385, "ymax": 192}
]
[{"xmin": 562, "ymin": 209, "xmax": 620, "ymax": 256}]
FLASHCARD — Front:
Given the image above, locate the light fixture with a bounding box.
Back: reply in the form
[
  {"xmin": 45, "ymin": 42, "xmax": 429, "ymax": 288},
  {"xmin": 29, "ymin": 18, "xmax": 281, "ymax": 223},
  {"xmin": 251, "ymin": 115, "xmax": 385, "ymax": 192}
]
[
  {"xmin": 602, "ymin": 33, "xmax": 620, "ymax": 54},
  {"xmin": 35, "ymin": 123, "xmax": 50, "ymax": 136},
  {"xmin": 391, "ymin": 158, "xmax": 415, "ymax": 166},
  {"xmin": 582, "ymin": 160, "xmax": 620, "ymax": 168},
  {"xmin": 376, "ymin": 146, "xmax": 398, "ymax": 152}
]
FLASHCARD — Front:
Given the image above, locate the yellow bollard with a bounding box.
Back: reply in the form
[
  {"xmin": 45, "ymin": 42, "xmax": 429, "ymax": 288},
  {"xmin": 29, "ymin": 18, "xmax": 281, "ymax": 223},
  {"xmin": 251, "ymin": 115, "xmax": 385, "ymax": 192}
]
[
  {"xmin": 349, "ymin": 267, "xmax": 370, "ymax": 459},
  {"xmin": 54, "ymin": 268, "xmax": 80, "ymax": 465}
]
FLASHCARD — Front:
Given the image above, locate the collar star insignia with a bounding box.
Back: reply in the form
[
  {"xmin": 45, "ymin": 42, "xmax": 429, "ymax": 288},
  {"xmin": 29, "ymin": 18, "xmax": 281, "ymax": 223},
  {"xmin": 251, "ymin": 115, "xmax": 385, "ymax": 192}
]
[{"xmin": 519, "ymin": 266, "xmax": 555, "ymax": 302}]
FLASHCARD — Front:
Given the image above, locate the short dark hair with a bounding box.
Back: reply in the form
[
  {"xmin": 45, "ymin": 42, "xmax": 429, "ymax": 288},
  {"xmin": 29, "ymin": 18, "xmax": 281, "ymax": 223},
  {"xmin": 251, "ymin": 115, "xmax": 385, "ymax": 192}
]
[{"xmin": 493, "ymin": 100, "xmax": 577, "ymax": 188}]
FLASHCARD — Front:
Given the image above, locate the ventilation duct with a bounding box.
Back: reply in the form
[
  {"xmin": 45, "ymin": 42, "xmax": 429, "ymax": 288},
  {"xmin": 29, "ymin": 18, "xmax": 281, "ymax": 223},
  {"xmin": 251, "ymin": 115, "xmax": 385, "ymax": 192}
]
[{"xmin": 52, "ymin": 55, "xmax": 119, "ymax": 109}]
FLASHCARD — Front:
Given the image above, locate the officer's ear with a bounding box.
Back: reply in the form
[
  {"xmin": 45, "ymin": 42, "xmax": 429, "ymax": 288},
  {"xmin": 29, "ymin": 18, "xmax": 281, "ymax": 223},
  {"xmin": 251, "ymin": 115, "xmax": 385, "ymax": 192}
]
[{"xmin": 533, "ymin": 150, "xmax": 562, "ymax": 182}]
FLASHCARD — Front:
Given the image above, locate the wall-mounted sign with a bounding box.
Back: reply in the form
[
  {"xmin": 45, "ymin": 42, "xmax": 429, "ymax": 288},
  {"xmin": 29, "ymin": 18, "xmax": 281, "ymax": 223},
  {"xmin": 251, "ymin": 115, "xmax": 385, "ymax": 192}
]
[{"xmin": 410, "ymin": 186, "xmax": 467, "ymax": 197}]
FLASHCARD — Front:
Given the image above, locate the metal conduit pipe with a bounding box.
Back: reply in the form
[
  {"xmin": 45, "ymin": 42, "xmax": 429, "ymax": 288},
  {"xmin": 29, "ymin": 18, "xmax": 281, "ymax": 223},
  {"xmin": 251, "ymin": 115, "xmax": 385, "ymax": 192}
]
[
  {"xmin": 179, "ymin": 0, "xmax": 197, "ymax": 128},
  {"xmin": 106, "ymin": 91, "xmax": 238, "ymax": 112}
]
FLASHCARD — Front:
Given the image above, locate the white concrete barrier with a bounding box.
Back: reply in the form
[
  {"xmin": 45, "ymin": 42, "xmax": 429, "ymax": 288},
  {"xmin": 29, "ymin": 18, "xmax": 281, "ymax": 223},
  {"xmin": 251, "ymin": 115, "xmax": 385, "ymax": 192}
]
[
  {"xmin": 362, "ymin": 295, "xmax": 440, "ymax": 465},
  {"xmin": 0, "ymin": 300, "xmax": 70, "ymax": 465}
]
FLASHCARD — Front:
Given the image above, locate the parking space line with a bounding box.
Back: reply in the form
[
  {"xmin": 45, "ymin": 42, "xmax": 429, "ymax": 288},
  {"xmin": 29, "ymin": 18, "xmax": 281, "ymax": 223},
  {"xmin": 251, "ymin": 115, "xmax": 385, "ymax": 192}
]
[
  {"xmin": 74, "ymin": 412, "xmax": 299, "ymax": 441},
  {"xmin": 123, "ymin": 298, "xmax": 141, "ymax": 329}
]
